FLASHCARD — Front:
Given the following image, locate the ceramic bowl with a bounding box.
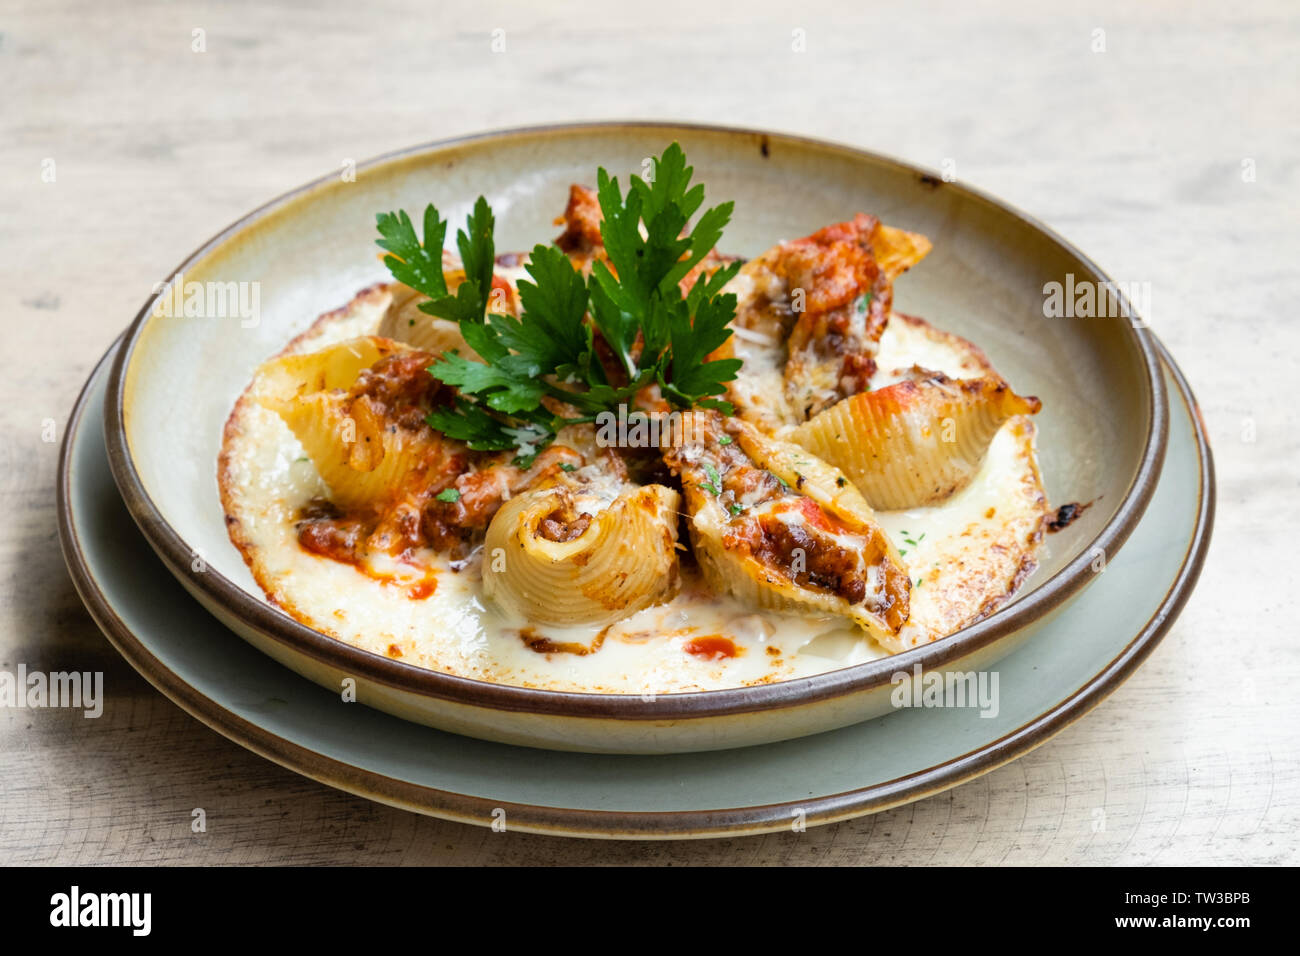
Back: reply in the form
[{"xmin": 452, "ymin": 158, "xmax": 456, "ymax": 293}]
[{"xmin": 105, "ymin": 122, "xmax": 1167, "ymax": 754}]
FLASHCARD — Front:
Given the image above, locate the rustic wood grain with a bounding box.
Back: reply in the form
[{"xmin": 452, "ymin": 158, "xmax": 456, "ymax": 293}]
[{"xmin": 1, "ymin": 0, "xmax": 1296, "ymax": 864}]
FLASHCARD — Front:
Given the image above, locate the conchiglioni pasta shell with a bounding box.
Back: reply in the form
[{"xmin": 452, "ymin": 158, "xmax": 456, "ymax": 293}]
[
  {"xmin": 255, "ymin": 336, "xmax": 434, "ymax": 511},
  {"xmin": 688, "ymin": 533, "xmax": 884, "ymax": 626},
  {"xmin": 790, "ymin": 375, "xmax": 1041, "ymax": 510},
  {"xmin": 672, "ymin": 412, "xmax": 910, "ymax": 641},
  {"xmin": 731, "ymin": 418, "xmax": 877, "ymax": 518},
  {"xmin": 482, "ymin": 482, "xmax": 681, "ymax": 628},
  {"xmin": 720, "ymin": 219, "xmax": 932, "ymax": 432}
]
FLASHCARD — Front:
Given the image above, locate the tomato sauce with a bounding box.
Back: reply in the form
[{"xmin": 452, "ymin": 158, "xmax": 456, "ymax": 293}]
[{"xmin": 684, "ymin": 635, "xmax": 739, "ymax": 660}]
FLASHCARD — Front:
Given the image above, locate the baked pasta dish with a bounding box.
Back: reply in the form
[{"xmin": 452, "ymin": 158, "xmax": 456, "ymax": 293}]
[{"xmin": 219, "ymin": 144, "xmax": 1050, "ymax": 694}]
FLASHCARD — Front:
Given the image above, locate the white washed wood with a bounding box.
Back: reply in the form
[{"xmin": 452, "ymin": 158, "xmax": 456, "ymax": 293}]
[{"xmin": 1, "ymin": 0, "xmax": 1296, "ymax": 864}]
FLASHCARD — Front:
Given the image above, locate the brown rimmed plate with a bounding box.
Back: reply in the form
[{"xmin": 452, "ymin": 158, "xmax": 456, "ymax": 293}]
[{"xmin": 102, "ymin": 123, "xmax": 1168, "ymax": 753}]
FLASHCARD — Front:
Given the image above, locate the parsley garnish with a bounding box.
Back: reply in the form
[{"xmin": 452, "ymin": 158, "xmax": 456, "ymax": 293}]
[
  {"xmin": 587, "ymin": 144, "xmax": 742, "ymax": 412},
  {"xmin": 559, "ymin": 462, "xmax": 577, "ymax": 472},
  {"xmin": 718, "ymin": 435, "xmax": 733, "ymax": 445},
  {"xmin": 375, "ymin": 144, "xmax": 743, "ymax": 465},
  {"xmin": 376, "ymin": 197, "xmax": 496, "ymax": 325},
  {"xmin": 435, "ymin": 488, "xmax": 461, "ymax": 503}
]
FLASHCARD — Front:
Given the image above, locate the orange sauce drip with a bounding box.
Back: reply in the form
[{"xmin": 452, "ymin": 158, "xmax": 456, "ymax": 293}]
[
  {"xmin": 684, "ymin": 635, "xmax": 739, "ymax": 660},
  {"xmin": 406, "ymin": 578, "xmax": 437, "ymax": 600}
]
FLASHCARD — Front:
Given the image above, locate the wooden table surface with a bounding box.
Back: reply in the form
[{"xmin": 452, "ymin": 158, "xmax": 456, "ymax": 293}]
[{"xmin": 3, "ymin": 0, "xmax": 1296, "ymax": 865}]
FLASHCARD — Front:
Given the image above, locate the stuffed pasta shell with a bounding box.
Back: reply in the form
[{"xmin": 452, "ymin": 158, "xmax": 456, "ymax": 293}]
[
  {"xmin": 790, "ymin": 369, "xmax": 1041, "ymax": 510},
  {"xmin": 724, "ymin": 214, "xmax": 932, "ymax": 430},
  {"xmin": 482, "ymin": 469, "xmax": 682, "ymax": 628},
  {"xmin": 663, "ymin": 410, "xmax": 910, "ymax": 645},
  {"xmin": 255, "ymin": 336, "xmax": 445, "ymax": 511}
]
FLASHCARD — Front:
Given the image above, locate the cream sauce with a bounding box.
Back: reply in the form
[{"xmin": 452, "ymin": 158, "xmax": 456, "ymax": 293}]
[{"xmin": 220, "ymin": 289, "xmax": 1046, "ymax": 692}]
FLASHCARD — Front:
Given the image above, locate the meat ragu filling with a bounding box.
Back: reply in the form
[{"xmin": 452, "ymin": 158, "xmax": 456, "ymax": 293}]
[
  {"xmin": 663, "ymin": 421, "xmax": 881, "ymax": 612},
  {"xmin": 347, "ymin": 349, "xmax": 448, "ymax": 429},
  {"xmin": 724, "ymin": 495, "xmax": 873, "ymax": 608},
  {"xmin": 297, "ymin": 449, "xmax": 584, "ymax": 565},
  {"xmin": 744, "ymin": 501, "xmax": 868, "ymax": 605},
  {"xmin": 293, "ymin": 349, "xmax": 584, "ymax": 566},
  {"xmin": 537, "ymin": 500, "xmax": 593, "ymax": 543}
]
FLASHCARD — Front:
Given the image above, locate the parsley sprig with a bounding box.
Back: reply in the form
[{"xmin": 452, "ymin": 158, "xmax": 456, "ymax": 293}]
[
  {"xmin": 374, "ymin": 143, "xmax": 742, "ymax": 464},
  {"xmin": 376, "ymin": 197, "xmax": 496, "ymax": 325},
  {"xmin": 587, "ymin": 144, "xmax": 742, "ymax": 409}
]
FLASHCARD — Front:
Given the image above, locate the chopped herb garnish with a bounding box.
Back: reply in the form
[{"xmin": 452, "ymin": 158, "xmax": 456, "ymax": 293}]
[
  {"xmin": 701, "ymin": 462, "xmax": 722, "ymax": 496},
  {"xmin": 835, "ymin": 476, "xmax": 846, "ymax": 487},
  {"xmin": 377, "ymin": 143, "xmax": 742, "ymax": 464},
  {"xmin": 435, "ymin": 487, "xmax": 461, "ymax": 503},
  {"xmin": 718, "ymin": 435, "xmax": 733, "ymax": 445},
  {"xmin": 728, "ymin": 502, "xmax": 744, "ymax": 516},
  {"xmin": 559, "ymin": 462, "xmax": 577, "ymax": 472}
]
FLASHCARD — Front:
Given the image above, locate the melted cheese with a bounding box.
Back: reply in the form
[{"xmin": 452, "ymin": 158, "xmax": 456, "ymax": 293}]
[{"xmin": 220, "ymin": 291, "xmax": 1046, "ymax": 692}]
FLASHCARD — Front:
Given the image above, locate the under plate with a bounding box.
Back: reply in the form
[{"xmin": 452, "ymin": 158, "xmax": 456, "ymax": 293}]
[{"xmin": 59, "ymin": 339, "xmax": 1211, "ymax": 838}]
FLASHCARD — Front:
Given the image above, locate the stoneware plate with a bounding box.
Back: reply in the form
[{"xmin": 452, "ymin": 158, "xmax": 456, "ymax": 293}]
[
  {"xmin": 103, "ymin": 123, "xmax": 1168, "ymax": 753},
  {"xmin": 64, "ymin": 337, "xmax": 1209, "ymax": 838}
]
